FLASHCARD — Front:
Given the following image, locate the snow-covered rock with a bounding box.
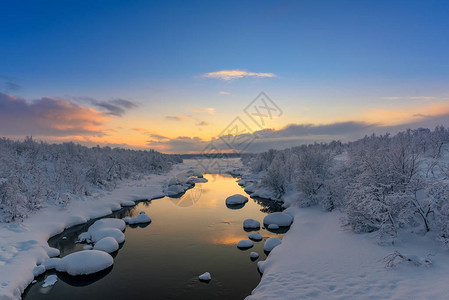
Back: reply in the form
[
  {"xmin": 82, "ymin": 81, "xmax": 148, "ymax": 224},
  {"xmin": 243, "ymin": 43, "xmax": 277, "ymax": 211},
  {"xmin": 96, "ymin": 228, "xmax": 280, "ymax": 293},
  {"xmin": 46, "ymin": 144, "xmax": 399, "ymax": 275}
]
[
  {"xmin": 32, "ymin": 265, "xmax": 46, "ymax": 277},
  {"xmin": 89, "ymin": 218, "xmax": 126, "ymax": 232},
  {"xmin": 199, "ymin": 272, "xmax": 211, "ymax": 281},
  {"xmin": 249, "ymin": 232, "xmax": 263, "ymax": 241},
  {"xmin": 44, "ymin": 246, "xmax": 60, "ymax": 258},
  {"xmin": 123, "ymin": 211, "xmax": 151, "ymax": 225},
  {"xmin": 243, "ymin": 219, "xmax": 260, "ymax": 229},
  {"xmin": 93, "ymin": 237, "xmax": 119, "ymax": 253},
  {"xmin": 226, "ymin": 194, "xmax": 248, "ymax": 205},
  {"xmin": 263, "ymin": 212, "xmax": 293, "ymax": 227},
  {"xmin": 42, "ymin": 275, "xmax": 58, "ymax": 288},
  {"xmin": 83, "ymin": 245, "xmax": 93, "ymax": 250},
  {"xmin": 267, "ymin": 224, "xmax": 279, "ymax": 230},
  {"xmin": 77, "ymin": 232, "xmax": 92, "ymax": 243},
  {"xmin": 164, "ymin": 184, "xmax": 187, "ymax": 196},
  {"xmin": 264, "ymin": 237, "xmax": 282, "ymax": 252},
  {"xmin": 42, "ymin": 258, "xmax": 61, "ymax": 270},
  {"xmin": 257, "ymin": 260, "xmax": 265, "ymax": 273},
  {"xmin": 56, "ymin": 250, "xmax": 114, "ymax": 276},
  {"xmin": 237, "ymin": 239, "xmax": 254, "ymax": 249},
  {"xmin": 90, "ymin": 228, "xmax": 125, "ymax": 244},
  {"xmin": 121, "ymin": 200, "xmax": 136, "ymax": 207},
  {"xmin": 250, "ymin": 252, "xmax": 260, "ymax": 259}
]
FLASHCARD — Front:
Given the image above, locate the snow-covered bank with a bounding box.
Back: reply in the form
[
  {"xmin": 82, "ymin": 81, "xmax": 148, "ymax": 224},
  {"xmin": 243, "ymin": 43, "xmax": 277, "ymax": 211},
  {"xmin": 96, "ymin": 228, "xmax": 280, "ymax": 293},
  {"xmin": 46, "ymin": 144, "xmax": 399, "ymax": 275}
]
[
  {"xmin": 0, "ymin": 158, "xmax": 242, "ymax": 300},
  {"xmin": 248, "ymin": 207, "xmax": 449, "ymax": 299}
]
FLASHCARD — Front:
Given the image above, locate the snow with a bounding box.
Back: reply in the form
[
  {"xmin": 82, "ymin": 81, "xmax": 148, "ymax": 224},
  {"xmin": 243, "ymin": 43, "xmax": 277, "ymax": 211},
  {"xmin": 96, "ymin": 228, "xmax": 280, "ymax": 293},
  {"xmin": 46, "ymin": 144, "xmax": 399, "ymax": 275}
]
[
  {"xmin": 263, "ymin": 212, "xmax": 293, "ymax": 227},
  {"xmin": 250, "ymin": 252, "xmax": 259, "ymax": 259},
  {"xmin": 42, "ymin": 258, "xmax": 61, "ymax": 270},
  {"xmin": 89, "ymin": 218, "xmax": 126, "ymax": 233},
  {"xmin": 267, "ymin": 224, "xmax": 279, "ymax": 230},
  {"xmin": 198, "ymin": 272, "xmax": 211, "ymax": 281},
  {"xmin": 248, "ymin": 233, "xmax": 263, "ymax": 241},
  {"xmin": 243, "ymin": 219, "xmax": 260, "ymax": 229},
  {"xmin": 123, "ymin": 212, "xmax": 151, "ymax": 225},
  {"xmin": 41, "ymin": 275, "xmax": 57, "ymax": 288},
  {"xmin": 93, "ymin": 237, "xmax": 119, "ymax": 253},
  {"xmin": 56, "ymin": 250, "xmax": 114, "ymax": 276},
  {"xmin": 263, "ymin": 237, "xmax": 282, "ymax": 252},
  {"xmin": 248, "ymin": 207, "xmax": 449, "ymax": 299},
  {"xmin": 0, "ymin": 158, "xmax": 243, "ymax": 300},
  {"xmin": 32, "ymin": 265, "xmax": 45, "ymax": 277},
  {"xmin": 90, "ymin": 228, "xmax": 125, "ymax": 244},
  {"xmin": 120, "ymin": 200, "xmax": 136, "ymax": 207},
  {"xmin": 237, "ymin": 239, "xmax": 254, "ymax": 249},
  {"xmin": 163, "ymin": 184, "xmax": 188, "ymax": 196},
  {"xmin": 83, "ymin": 245, "xmax": 93, "ymax": 250},
  {"xmin": 226, "ymin": 194, "xmax": 248, "ymax": 205}
]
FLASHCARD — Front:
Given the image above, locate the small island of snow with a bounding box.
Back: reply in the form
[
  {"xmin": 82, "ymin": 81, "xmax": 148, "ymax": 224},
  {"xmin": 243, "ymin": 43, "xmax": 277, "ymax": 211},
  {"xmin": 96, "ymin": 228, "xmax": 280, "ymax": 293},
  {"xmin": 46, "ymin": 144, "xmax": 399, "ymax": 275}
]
[
  {"xmin": 226, "ymin": 194, "xmax": 248, "ymax": 205},
  {"xmin": 264, "ymin": 237, "xmax": 282, "ymax": 252},
  {"xmin": 93, "ymin": 237, "xmax": 119, "ymax": 253},
  {"xmin": 263, "ymin": 212, "xmax": 293, "ymax": 227},
  {"xmin": 56, "ymin": 250, "xmax": 114, "ymax": 276},
  {"xmin": 248, "ymin": 232, "xmax": 263, "ymax": 241},
  {"xmin": 243, "ymin": 219, "xmax": 260, "ymax": 229},
  {"xmin": 199, "ymin": 272, "xmax": 211, "ymax": 281},
  {"xmin": 237, "ymin": 239, "xmax": 254, "ymax": 249},
  {"xmin": 123, "ymin": 211, "xmax": 152, "ymax": 225}
]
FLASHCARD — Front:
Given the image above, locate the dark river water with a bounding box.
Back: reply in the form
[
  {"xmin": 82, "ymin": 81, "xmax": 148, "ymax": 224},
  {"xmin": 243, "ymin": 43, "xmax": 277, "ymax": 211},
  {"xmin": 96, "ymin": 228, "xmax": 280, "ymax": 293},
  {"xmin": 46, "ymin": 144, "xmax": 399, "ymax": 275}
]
[{"xmin": 23, "ymin": 174, "xmax": 284, "ymax": 300}]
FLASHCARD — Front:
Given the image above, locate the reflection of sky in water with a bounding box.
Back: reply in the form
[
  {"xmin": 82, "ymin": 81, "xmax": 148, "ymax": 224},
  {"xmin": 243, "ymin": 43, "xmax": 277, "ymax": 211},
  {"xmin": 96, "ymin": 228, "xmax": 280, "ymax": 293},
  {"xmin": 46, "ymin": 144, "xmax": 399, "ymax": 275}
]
[{"xmin": 24, "ymin": 174, "xmax": 285, "ymax": 300}]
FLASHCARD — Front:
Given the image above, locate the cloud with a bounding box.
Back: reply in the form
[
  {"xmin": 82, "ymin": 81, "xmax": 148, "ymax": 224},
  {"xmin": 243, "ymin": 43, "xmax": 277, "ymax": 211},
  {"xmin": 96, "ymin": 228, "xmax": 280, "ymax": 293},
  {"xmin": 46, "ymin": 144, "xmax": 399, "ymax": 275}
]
[
  {"xmin": 165, "ymin": 115, "xmax": 186, "ymax": 121},
  {"xmin": 218, "ymin": 91, "xmax": 230, "ymax": 95},
  {"xmin": 0, "ymin": 92, "xmax": 110, "ymax": 136},
  {"xmin": 197, "ymin": 121, "xmax": 209, "ymax": 126},
  {"xmin": 77, "ymin": 97, "xmax": 138, "ymax": 116},
  {"xmin": 202, "ymin": 70, "xmax": 277, "ymax": 81},
  {"xmin": 193, "ymin": 107, "xmax": 215, "ymax": 114},
  {"xmin": 381, "ymin": 97, "xmax": 402, "ymax": 100}
]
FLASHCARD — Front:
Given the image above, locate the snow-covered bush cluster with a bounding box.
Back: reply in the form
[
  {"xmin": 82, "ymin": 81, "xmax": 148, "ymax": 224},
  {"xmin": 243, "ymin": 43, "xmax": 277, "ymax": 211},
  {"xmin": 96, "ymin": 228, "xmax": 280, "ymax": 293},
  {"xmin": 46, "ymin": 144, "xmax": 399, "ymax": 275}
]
[
  {"xmin": 0, "ymin": 137, "xmax": 181, "ymax": 222},
  {"xmin": 242, "ymin": 126, "xmax": 449, "ymax": 245}
]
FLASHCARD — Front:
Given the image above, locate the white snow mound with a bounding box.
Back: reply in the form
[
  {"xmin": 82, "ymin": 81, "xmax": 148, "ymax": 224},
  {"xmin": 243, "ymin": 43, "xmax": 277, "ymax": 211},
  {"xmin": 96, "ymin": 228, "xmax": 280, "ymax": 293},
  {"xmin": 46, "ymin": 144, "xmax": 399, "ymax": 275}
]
[
  {"xmin": 56, "ymin": 250, "xmax": 114, "ymax": 276},
  {"xmin": 249, "ymin": 232, "xmax": 263, "ymax": 241},
  {"xmin": 42, "ymin": 275, "xmax": 58, "ymax": 288},
  {"xmin": 226, "ymin": 194, "xmax": 248, "ymax": 205},
  {"xmin": 243, "ymin": 219, "xmax": 260, "ymax": 229},
  {"xmin": 237, "ymin": 239, "xmax": 254, "ymax": 249},
  {"xmin": 264, "ymin": 237, "xmax": 282, "ymax": 252},
  {"xmin": 90, "ymin": 227, "xmax": 125, "ymax": 244},
  {"xmin": 93, "ymin": 237, "xmax": 119, "ymax": 253},
  {"xmin": 268, "ymin": 224, "xmax": 279, "ymax": 230},
  {"xmin": 123, "ymin": 211, "xmax": 152, "ymax": 225},
  {"xmin": 199, "ymin": 272, "xmax": 211, "ymax": 281},
  {"xmin": 89, "ymin": 218, "xmax": 126, "ymax": 232},
  {"xmin": 263, "ymin": 212, "xmax": 293, "ymax": 227},
  {"xmin": 250, "ymin": 252, "xmax": 260, "ymax": 259}
]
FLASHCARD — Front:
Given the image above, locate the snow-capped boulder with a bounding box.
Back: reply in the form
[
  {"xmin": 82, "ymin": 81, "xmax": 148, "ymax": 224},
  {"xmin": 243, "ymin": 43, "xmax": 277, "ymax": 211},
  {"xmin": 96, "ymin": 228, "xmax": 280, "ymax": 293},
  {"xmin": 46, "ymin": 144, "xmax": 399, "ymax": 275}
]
[
  {"xmin": 263, "ymin": 212, "xmax": 293, "ymax": 227},
  {"xmin": 89, "ymin": 218, "xmax": 126, "ymax": 232},
  {"xmin": 42, "ymin": 258, "xmax": 61, "ymax": 270},
  {"xmin": 243, "ymin": 219, "xmax": 260, "ymax": 229},
  {"xmin": 226, "ymin": 194, "xmax": 248, "ymax": 205},
  {"xmin": 56, "ymin": 250, "xmax": 114, "ymax": 276},
  {"xmin": 83, "ymin": 245, "xmax": 93, "ymax": 250},
  {"xmin": 199, "ymin": 272, "xmax": 211, "ymax": 281},
  {"xmin": 257, "ymin": 260, "xmax": 265, "ymax": 273},
  {"xmin": 90, "ymin": 228, "xmax": 125, "ymax": 244},
  {"xmin": 164, "ymin": 184, "xmax": 187, "ymax": 196},
  {"xmin": 264, "ymin": 237, "xmax": 282, "ymax": 252},
  {"xmin": 248, "ymin": 232, "xmax": 263, "ymax": 241},
  {"xmin": 123, "ymin": 211, "xmax": 152, "ymax": 225},
  {"xmin": 77, "ymin": 232, "xmax": 92, "ymax": 243},
  {"xmin": 121, "ymin": 200, "xmax": 136, "ymax": 207},
  {"xmin": 93, "ymin": 237, "xmax": 119, "ymax": 253},
  {"xmin": 237, "ymin": 239, "xmax": 254, "ymax": 249},
  {"xmin": 44, "ymin": 246, "xmax": 60, "ymax": 258},
  {"xmin": 268, "ymin": 224, "xmax": 279, "ymax": 230},
  {"xmin": 42, "ymin": 275, "xmax": 58, "ymax": 288},
  {"xmin": 33, "ymin": 265, "xmax": 46, "ymax": 277},
  {"xmin": 250, "ymin": 252, "xmax": 259, "ymax": 259}
]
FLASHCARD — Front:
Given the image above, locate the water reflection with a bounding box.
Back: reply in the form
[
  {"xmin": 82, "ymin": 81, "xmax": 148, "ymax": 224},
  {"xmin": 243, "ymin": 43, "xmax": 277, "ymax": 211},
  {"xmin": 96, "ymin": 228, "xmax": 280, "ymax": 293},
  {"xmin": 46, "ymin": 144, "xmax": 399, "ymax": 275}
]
[{"xmin": 251, "ymin": 197, "xmax": 283, "ymax": 214}]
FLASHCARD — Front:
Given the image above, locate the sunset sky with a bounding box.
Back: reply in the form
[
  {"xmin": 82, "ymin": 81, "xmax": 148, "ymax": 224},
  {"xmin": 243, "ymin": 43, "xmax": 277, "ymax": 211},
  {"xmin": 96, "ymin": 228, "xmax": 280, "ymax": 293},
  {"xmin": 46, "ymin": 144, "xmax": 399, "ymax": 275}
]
[{"xmin": 1, "ymin": 0, "xmax": 448, "ymax": 153}]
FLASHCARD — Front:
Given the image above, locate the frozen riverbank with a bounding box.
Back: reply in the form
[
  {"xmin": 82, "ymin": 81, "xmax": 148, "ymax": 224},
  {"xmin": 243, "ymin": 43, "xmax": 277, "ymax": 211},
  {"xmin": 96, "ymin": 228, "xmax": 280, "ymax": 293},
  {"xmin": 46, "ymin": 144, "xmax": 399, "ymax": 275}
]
[
  {"xmin": 248, "ymin": 206, "xmax": 449, "ymax": 299},
  {"xmin": 0, "ymin": 158, "xmax": 242, "ymax": 300}
]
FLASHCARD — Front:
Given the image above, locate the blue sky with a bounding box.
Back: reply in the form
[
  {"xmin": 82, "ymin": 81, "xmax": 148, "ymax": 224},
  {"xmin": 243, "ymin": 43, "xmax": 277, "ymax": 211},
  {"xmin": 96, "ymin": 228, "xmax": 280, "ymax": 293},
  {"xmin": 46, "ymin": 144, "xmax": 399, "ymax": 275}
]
[{"xmin": 1, "ymin": 0, "xmax": 448, "ymax": 153}]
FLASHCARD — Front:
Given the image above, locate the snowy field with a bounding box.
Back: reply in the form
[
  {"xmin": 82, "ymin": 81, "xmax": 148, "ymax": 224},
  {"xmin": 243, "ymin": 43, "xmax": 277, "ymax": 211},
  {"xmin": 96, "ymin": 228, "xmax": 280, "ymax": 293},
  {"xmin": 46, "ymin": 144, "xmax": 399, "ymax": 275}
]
[
  {"xmin": 0, "ymin": 158, "xmax": 242, "ymax": 300},
  {"xmin": 249, "ymin": 206, "xmax": 449, "ymax": 299}
]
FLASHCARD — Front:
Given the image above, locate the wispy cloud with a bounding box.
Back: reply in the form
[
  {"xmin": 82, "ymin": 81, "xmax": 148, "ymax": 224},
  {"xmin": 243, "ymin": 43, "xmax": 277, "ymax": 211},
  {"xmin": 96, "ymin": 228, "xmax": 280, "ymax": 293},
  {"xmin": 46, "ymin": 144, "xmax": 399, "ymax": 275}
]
[
  {"xmin": 77, "ymin": 97, "xmax": 138, "ymax": 116},
  {"xmin": 218, "ymin": 91, "xmax": 230, "ymax": 95},
  {"xmin": 165, "ymin": 115, "xmax": 186, "ymax": 121},
  {"xmin": 197, "ymin": 121, "xmax": 209, "ymax": 126},
  {"xmin": 193, "ymin": 107, "xmax": 215, "ymax": 114},
  {"xmin": 202, "ymin": 69, "xmax": 277, "ymax": 81},
  {"xmin": 0, "ymin": 92, "xmax": 109, "ymax": 136}
]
